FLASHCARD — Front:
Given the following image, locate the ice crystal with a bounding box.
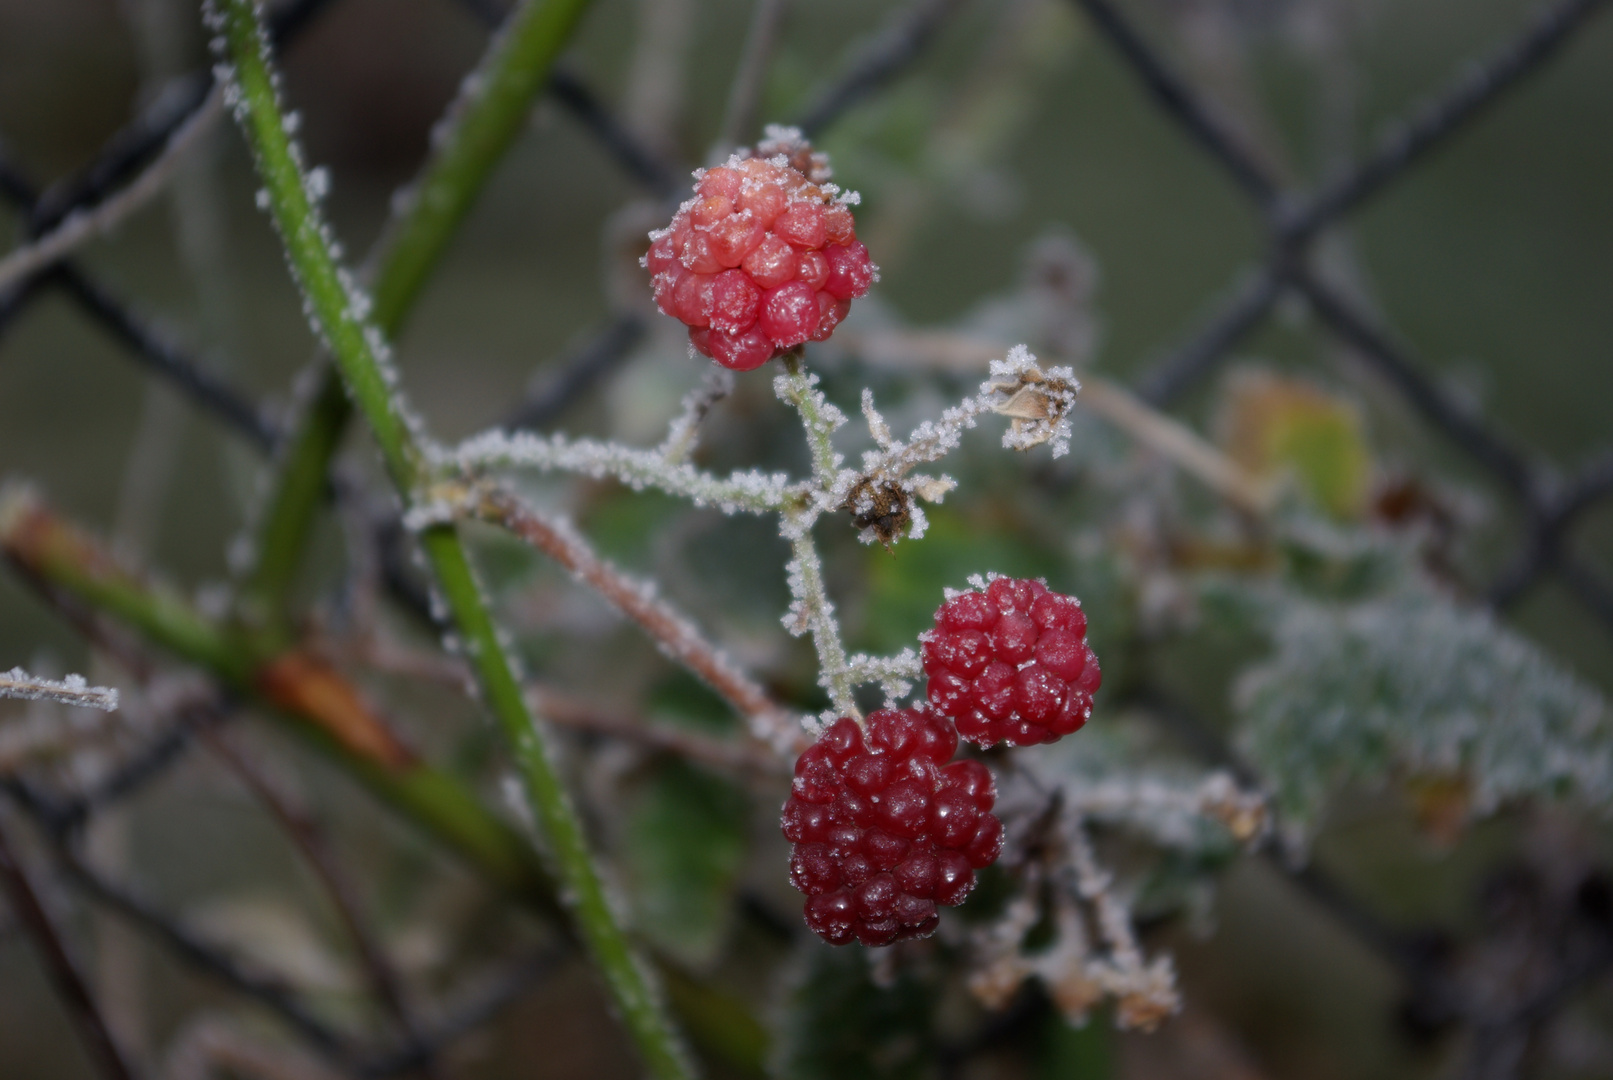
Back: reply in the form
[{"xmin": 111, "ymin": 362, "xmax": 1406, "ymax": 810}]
[
  {"xmin": 443, "ymin": 430, "xmax": 791, "ymax": 515},
  {"xmin": 0, "ymin": 668, "xmax": 119, "ymax": 712}
]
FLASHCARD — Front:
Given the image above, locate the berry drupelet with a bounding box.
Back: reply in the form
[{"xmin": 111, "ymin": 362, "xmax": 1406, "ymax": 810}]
[
  {"xmin": 781, "ymin": 708, "xmax": 1003, "ymax": 946},
  {"xmin": 922, "ymin": 576, "xmax": 1101, "ymax": 748},
  {"xmin": 644, "ymin": 133, "xmax": 876, "ymax": 372}
]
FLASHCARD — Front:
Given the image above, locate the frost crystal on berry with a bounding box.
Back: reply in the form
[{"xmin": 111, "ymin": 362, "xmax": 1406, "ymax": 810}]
[
  {"xmin": 922, "ymin": 576, "xmax": 1101, "ymax": 747},
  {"xmin": 644, "ymin": 136, "xmax": 876, "ymax": 370},
  {"xmin": 781, "ymin": 708, "xmax": 1004, "ymax": 946}
]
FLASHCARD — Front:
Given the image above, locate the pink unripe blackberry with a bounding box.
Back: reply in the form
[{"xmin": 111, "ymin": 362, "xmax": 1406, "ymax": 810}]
[
  {"xmin": 921, "ymin": 577, "xmax": 1101, "ymax": 748},
  {"xmin": 644, "ymin": 134, "xmax": 876, "ymax": 372},
  {"xmin": 780, "ymin": 708, "xmax": 1004, "ymax": 947}
]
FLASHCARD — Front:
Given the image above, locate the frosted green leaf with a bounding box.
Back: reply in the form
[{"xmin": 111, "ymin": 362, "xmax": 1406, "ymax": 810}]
[
  {"xmin": 623, "ymin": 759, "xmax": 748, "ymax": 969},
  {"xmin": 1235, "ymin": 587, "xmax": 1613, "ymax": 829}
]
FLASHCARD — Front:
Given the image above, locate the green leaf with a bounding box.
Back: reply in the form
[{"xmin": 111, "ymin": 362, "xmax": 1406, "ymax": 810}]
[
  {"xmin": 1219, "ymin": 370, "xmax": 1372, "ymax": 521},
  {"xmin": 860, "ymin": 506, "xmax": 1059, "ymax": 655},
  {"xmin": 1234, "ymin": 585, "xmax": 1613, "ymax": 830},
  {"xmin": 776, "ymin": 945, "xmax": 939, "ymax": 1080},
  {"xmin": 624, "ymin": 759, "xmax": 749, "ymax": 968},
  {"xmin": 1039, "ymin": 1010, "xmax": 1113, "ymax": 1080}
]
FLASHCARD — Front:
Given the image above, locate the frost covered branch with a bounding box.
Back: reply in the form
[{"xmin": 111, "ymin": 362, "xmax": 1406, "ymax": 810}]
[
  {"xmin": 844, "ymin": 650, "xmax": 923, "ymax": 703},
  {"xmin": 844, "ymin": 326, "xmax": 1273, "ymax": 514},
  {"xmin": 783, "ymin": 531, "xmax": 859, "ymax": 722},
  {"xmin": 658, "ymin": 368, "xmax": 735, "ymax": 464},
  {"xmin": 469, "ymin": 486, "xmax": 809, "ymax": 755},
  {"xmin": 0, "ymin": 668, "xmax": 119, "ymax": 712},
  {"xmin": 1058, "ymin": 812, "xmax": 1181, "ymax": 1030},
  {"xmin": 1063, "ymin": 770, "xmax": 1269, "ymax": 850},
  {"xmin": 439, "ymin": 429, "xmax": 791, "ymax": 515},
  {"xmin": 833, "ymin": 345, "xmax": 1079, "ymax": 546}
]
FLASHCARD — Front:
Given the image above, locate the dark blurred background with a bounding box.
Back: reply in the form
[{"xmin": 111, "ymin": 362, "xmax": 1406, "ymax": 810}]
[{"xmin": 1, "ymin": 0, "xmax": 1611, "ymax": 1076}]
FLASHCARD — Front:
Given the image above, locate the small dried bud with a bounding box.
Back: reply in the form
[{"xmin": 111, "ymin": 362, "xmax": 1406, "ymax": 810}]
[
  {"xmin": 843, "ymin": 478, "xmax": 912, "ymax": 548},
  {"xmin": 985, "ymin": 346, "xmax": 1080, "ymax": 456}
]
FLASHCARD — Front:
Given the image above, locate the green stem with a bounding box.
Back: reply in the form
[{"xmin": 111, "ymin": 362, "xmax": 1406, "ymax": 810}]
[
  {"xmin": 238, "ymin": 0, "xmax": 594, "ymax": 626},
  {"xmin": 778, "ymin": 352, "xmax": 843, "ymax": 491},
  {"xmin": 788, "ymin": 523, "xmax": 859, "ymax": 718},
  {"xmin": 775, "ymin": 355, "xmax": 858, "ymax": 716},
  {"xmin": 212, "ymin": 4, "xmax": 694, "ymax": 1076},
  {"xmin": 0, "ymin": 487, "xmax": 551, "ymax": 906}
]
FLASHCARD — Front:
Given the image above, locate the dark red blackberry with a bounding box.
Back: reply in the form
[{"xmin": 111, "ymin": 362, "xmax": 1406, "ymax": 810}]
[
  {"xmin": 780, "ymin": 708, "xmax": 1003, "ymax": 947},
  {"xmin": 921, "ymin": 576, "xmax": 1101, "ymax": 748}
]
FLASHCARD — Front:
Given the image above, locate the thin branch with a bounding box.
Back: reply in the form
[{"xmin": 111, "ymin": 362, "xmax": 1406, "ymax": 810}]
[
  {"xmin": 1080, "ymin": 377, "xmax": 1275, "ymax": 515},
  {"xmin": 470, "ymin": 486, "xmax": 806, "ymax": 756},
  {"xmin": 0, "ymin": 668, "xmax": 119, "ymax": 711},
  {"xmin": 442, "ymin": 428, "xmax": 791, "ymax": 514},
  {"xmin": 48, "ymin": 837, "xmax": 354, "ymax": 1060},
  {"xmin": 199, "ymin": 730, "xmax": 436, "ymax": 1074},
  {"xmin": 537, "ymin": 689, "xmax": 790, "ymax": 776},
  {"xmin": 353, "ymin": 944, "xmax": 566, "ymax": 1079},
  {"xmin": 840, "ymin": 326, "xmax": 1273, "ymax": 514},
  {"xmin": 0, "ymin": 90, "xmax": 223, "ymax": 296},
  {"xmin": 0, "ymin": 815, "xmax": 140, "ymax": 1080}
]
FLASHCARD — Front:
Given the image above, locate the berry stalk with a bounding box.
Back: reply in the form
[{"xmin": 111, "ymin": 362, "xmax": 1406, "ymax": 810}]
[{"xmin": 208, "ymin": 3, "xmax": 694, "ymax": 1076}]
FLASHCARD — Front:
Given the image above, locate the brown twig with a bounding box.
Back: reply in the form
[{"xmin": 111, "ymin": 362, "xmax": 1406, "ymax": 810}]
[
  {"xmin": 198, "ymin": 729, "xmax": 438, "ymax": 1078},
  {"xmin": 536, "ymin": 688, "xmax": 789, "ymax": 777},
  {"xmin": 0, "ymin": 814, "xmax": 141, "ymax": 1080},
  {"xmin": 470, "ymin": 485, "xmax": 808, "ymax": 757}
]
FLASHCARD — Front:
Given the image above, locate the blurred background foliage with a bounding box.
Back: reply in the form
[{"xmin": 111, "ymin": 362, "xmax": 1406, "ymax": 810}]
[{"xmin": 1, "ymin": 0, "xmax": 1611, "ymax": 1077}]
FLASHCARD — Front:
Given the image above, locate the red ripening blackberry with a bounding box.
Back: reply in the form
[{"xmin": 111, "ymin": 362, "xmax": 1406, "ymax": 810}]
[
  {"xmin": 643, "ymin": 135, "xmax": 876, "ymax": 372},
  {"xmin": 781, "ymin": 708, "xmax": 1004, "ymax": 946},
  {"xmin": 922, "ymin": 576, "xmax": 1101, "ymax": 748}
]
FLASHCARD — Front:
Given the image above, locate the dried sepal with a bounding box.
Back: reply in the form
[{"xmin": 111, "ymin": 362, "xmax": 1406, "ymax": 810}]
[{"xmin": 987, "ymin": 345, "xmax": 1080, "ymax": 457}]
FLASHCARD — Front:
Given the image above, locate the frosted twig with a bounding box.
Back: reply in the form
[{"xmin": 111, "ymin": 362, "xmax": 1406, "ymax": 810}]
[
  {"xmin": 1080, "ymin": 377, "xmax": 1275, "ymax": 515},
  {"xmin": 845, "ymin": 650, "xmax": 923, "ymax": 703},
  {"xmin": 439, "ymin": 429, "xmax": 790, "ymax": 515},
  {"xmin": 658, "ymin": 369, "xmax": 735, "ymax": 464},
  {"xmin": 0, "ymin": 668, "xmax": 119, "ymax": 712},
  {"xmin": 0, "ymin": 86, "xmax": 224, "ymax": 296},
  {"xmin": 856, "ymin": 345, "xmax": 1078, "ymax": 489},
  {"xmin": 784, "ymin": 527, "xmax": 858, "ymax": 721},
  {"xmin": 845, "ymin": 326, "xmax": 1273, "ymax": 512},
  {"xmin": 1063, "ymin": 771, "xmax": 1269, "ymax": 849},
  {"xmin": 775, "ymin": 354, "xmax": 847, "ymax": 496},
  {"xmin": 1065, "ymin": 814, "xmax": 1141, "ymax": 968},
  {"xmin": 1063, "ymin": 811, "xmax": 1181, "ymax": 1030},
  {"xmin": 472, "ymin": 487, "xmax": 808, "ymax": 756}
]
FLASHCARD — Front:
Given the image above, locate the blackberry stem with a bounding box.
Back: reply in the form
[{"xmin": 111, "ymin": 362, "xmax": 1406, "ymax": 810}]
[{"xmin": 209, "ymin": 2, "xmax": 695, "ymax": 1076}]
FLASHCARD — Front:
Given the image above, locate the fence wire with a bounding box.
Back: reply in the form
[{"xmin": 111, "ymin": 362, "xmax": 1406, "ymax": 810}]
[{"xmin": 0, "ymin": 0, "xmax": 1610, "ymax": 1075}]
